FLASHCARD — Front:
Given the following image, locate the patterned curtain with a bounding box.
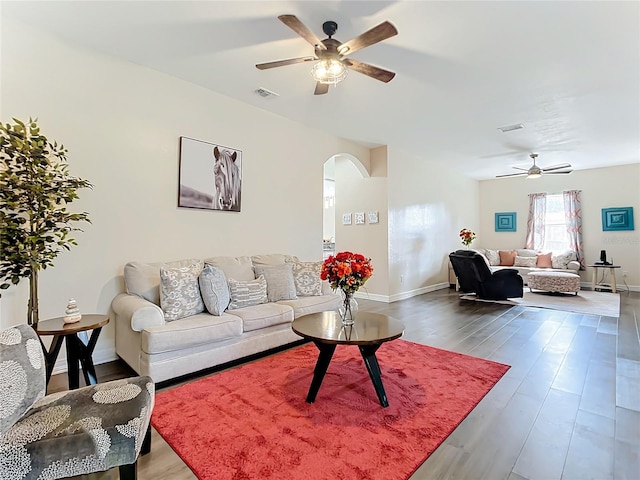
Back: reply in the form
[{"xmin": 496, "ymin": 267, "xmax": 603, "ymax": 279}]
[
  {"xmin": 564, "ymin": 190, "xmax": 585, "ymax": 269},
  {"xmin": 525, "ymin": 193, "xmax": 546, "ymax": 250}
]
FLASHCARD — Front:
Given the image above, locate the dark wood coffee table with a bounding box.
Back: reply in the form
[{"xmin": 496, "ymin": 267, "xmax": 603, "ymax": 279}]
[{"xmin": 292, "ymin": 311, "xmax": 404, "ymax": 407}]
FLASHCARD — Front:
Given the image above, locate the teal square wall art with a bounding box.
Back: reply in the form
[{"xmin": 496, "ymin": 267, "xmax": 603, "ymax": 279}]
[
  {"xmin": 495, "ymin": 212, "xmax": 516, "ymax": 232},
  {"xmin": 602, "ymin": 207, "xmax": 634, "ymax": 231}
]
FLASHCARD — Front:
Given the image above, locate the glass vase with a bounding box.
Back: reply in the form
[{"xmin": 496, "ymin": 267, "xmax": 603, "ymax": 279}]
[{"xmin": 338, "ymin": 290, "xmax": 358, "ymax": 326}]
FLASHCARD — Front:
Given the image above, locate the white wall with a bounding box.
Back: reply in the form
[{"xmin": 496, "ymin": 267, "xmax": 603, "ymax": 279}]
[
  {"xmin": 387, "ymin": 146, "xmax": 480, "ymax": 299},
  {"xmin": 334, "ymin": 149, "xmax": 389, "ymax": 300},
  {"xmin": 479, "ymin": 163, "xmax": 640, "ymax": 289},
  {"xmin": 0, "ymin": 18, "xmax": 370, "ymax": 364}
]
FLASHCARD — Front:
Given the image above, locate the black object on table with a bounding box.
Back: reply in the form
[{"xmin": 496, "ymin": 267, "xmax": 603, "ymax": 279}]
[
  {"xmin": 34, "ymin": 314, "xmax": 109, "ymax": 389},
  {"xmin": 292, "ymin": 311, "xmax": 404, "ymax": 407}
]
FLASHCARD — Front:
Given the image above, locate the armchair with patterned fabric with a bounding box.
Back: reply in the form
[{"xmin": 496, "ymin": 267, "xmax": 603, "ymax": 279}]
[
  {"xmin": 449, "ymin": 249, "xmax": 524, "ymax": 300},
  {"xmin": 0, "ymin": 324, "xmax": 154, "ymax": 480}
]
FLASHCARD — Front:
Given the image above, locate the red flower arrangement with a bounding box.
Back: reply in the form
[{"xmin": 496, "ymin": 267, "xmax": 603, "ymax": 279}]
[
  {"xmin": 320, "ymin": 251, "xmax": 373, "ymax": 294},
  {"xmin": 459, "ymin": 228, "xmax": 476, "ymax": 247}
]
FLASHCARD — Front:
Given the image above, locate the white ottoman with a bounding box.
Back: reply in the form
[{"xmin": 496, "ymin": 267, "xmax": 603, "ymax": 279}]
[{"xmin": 528, "ymin": 271, "xmax": 581, "ymax": 295}]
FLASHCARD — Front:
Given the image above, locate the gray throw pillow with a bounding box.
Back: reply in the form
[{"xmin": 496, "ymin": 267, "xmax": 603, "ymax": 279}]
[
  {"xmin": 199, "ymin": 266, "xmax": 230, "ymax": 316},
  {"xmin": 292, "ymin": 262, "xmax": 323, "ymax": 296},
  {"xmin": 159, "ymin": 262, "xmax": 205, "ymax": 321},
  {"xmin": 228, "ymin": 275, "xmax": 268, "ymax": 309},
  {"xmin": 253, "ymin": 264, "xmax": 297, "ymax": 302}
]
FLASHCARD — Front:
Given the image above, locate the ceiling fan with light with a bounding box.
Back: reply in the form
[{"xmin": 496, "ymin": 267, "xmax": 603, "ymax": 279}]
[
  {"xmin": 496, "ymin": 153, "xmax": 573, "ymax": 179},
  {"xmin": 256, "ymin": 15, "xmax": 397, "ymax": 95}
]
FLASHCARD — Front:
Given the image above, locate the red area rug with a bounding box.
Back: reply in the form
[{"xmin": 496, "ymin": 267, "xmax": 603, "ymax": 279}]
[{"xmin": 151, "ymin": 340, "xmax": 509, "ymax": 480}]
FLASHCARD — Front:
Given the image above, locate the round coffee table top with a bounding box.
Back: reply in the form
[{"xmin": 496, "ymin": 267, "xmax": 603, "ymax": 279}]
[
  {"xmin": 292, "ymin": 311, "xmax": 404, "ymax": 346},
  {"xmin": 34, "ymin": 314, "xmax": 109, "ymax": 336}
]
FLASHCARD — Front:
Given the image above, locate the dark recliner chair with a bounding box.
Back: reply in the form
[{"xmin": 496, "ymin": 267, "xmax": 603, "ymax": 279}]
[{"xmin": 449, "ymin": 250, "xmax": 524, "ymax": 300}]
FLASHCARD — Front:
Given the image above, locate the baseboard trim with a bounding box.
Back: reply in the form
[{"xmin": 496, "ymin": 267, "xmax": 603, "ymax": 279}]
[
  {"xmin": 354, "ymin": 282, "xmax": 450, "ymax": 304},
  {"xmin": 51, "ymin": 347, "xmax": 118, "ymax": 376}
]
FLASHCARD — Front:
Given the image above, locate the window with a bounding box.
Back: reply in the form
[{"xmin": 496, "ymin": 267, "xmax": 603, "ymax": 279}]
[{"xmin": 542, "ymin": 194, "xmax": 570, "ymax": 252}]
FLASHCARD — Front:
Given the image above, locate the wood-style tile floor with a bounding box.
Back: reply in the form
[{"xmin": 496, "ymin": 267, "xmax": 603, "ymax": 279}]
[{"xmin": 51, "ymin": 288, "xmax": 640, "ymax": 480}]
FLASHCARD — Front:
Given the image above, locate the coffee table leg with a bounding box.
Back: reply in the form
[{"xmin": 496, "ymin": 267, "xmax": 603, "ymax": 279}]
[
  {"xmin": 359, "ymin": 344, "xmax": 388, "ymax": 407},
  {"xmin": 306, "ymin": 342, "xmax": 336, "ymax": 403}
]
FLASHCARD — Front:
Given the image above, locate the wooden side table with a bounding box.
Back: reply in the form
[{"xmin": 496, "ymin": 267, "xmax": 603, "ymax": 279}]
[
  {"xmin": 34, "ymin": 314, "xmax": 109, "ymax": 389},
  {"xmin": 588, "ymin": 264, "xmax": 621, "ymax": 293}
]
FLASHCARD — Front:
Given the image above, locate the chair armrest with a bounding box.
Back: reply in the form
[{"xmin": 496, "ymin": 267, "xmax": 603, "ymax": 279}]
[
  {"xmin": 492, "ymin": 268, "xmax": 519, "ymax": 276},
  {"xmin": 112, "ymin": 293, "xmax": 165, "ymax": 332},
  {"xmin": 567, "ymin": 260, "xmax": 580, "ymax": 272}
]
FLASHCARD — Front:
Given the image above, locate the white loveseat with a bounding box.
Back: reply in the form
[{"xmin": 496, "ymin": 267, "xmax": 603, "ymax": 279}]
[
  {"xmin": 474, "ymin": 248, "xmax": 580, "ymax": 283},
  {"xmin": 111, "ymin": 254, "xmax": 340, "ymax": 383}
]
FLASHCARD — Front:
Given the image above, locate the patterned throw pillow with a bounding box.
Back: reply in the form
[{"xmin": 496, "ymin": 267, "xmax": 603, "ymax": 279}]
[
  {"xmin": 292, "ymin": 262, "xmax": 323, "ymax": 296},
  {"xmin": 552, "ymin": 250, "xmax": 576, "ymax": 269},
  {"xmin": 160, "ymin": 262, "xmax": 205, "ymax": 321},
  {"xmin": 228, "ymin": 275, "xmax": 268, "ymax": 309},
  {"xmin": 514, "ymin": 256, "xmax": 537, "ymax": 267},
  {"xmin": 498, "ymin": 250, "xmax": 517, "ymax": 266},
  {"xmin": 199, "ymin": 266, "xmax": 230, "ymax": 316},
  {"xmin": 253, "ymin": 264, "xmax": 297, "ymax": 302}
]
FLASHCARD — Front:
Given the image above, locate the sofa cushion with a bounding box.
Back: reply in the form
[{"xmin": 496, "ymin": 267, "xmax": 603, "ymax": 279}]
[
  {"xmin": 199, "ymin": 266, "xmax": 230, "ymax": 316},
  {"xmin": 552, "ymin": 250, "xmax": 577, "ymax": 269},
  {"xmin": 277, "ymin": 294, "xmax": 342, "ymax": 318},
  {"xmin": 515, "ymin": 249, "xmax": 537, "ymax": 257},
  {"xmin": 228, "ymin": 275, "xmax": 268, "ymax": 310},
  {"xmin": 227, "ymin": 303, "xmax": 294, "ymax": 332},
  {"xmin": 536, "ymin": 252, "xmax": 553, "ymax": 268},
  {"xmin": 484, "ymin": 249, "xmax": 500, "ymax": 266},
  {"xmin": 292, "ymin": 261, "xmax": 323, "ymax": 296},
  {"xmin": 159, "ymin": 262, "xmax": 205, "ymax": 321},
  {"xmin": 204, "ymin": 256, "xmax": 255, "ymax": 281},
  {"xmin": 141, "ymin": 312, "xmax": 243, "ymax": 354},
  {"xmin": 253, "ymin": 264, "xmax": 297, "ymax": 302},
  {"xmin": 250, "ymin": 254, "xmax": 299, "ymax": 267},
  {"xmin": 124, "ymin": 258, "xmax": 201, "ymax": 305},
  {"xmin": 499, "ymin": 250, "xmax": 517, "ymax": 266},
  {"xmin": 514, "ymin": 255, "xmax": 537, "ymax": 267}
]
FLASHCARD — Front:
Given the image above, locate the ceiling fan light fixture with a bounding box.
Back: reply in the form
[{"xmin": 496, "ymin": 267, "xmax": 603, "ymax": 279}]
[
  {"xmin": 527, "ymin": 172, "xmax": 542, "ymax": 179},
  {"xmin": 311, "ymin": 58, "xmax": 348, "ymax": 85}
]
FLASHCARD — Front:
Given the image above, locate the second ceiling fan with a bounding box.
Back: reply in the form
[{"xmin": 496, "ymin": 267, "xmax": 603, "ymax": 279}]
[
  {"xmin": 256, "ymin": 14, "xmax": 397, "ymax": 95},
  {"xmin": 496, "ymin": 153, "xmax": 573, "ymax": 179}
]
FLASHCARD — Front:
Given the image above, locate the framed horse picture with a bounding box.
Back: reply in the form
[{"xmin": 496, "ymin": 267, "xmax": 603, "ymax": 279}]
[{"xmin": 178, "ymin": 136, "xmax": 242, "ymax": 212}]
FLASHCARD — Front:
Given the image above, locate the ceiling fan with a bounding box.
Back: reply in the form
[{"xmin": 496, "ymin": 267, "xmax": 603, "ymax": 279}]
[
  {"xmin": 256, "ymin": 15, "xmax": 397, "ymax": 95},
  {"xmin": 496, "ymin": 153, "xmax": 573, "ymax": 179}
]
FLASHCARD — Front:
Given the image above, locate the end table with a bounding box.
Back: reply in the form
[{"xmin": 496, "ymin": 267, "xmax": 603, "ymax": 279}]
[
  {"xmin": 34, "ymin": 314, "xmax": 109, "ymax": 390},
  {"xmin": 588, "ymin": 264, "xmax": 621, "ymax": 293}
]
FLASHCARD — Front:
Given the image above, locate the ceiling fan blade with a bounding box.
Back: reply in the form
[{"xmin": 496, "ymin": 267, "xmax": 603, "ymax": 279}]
[
  {"xmin": 278, "ymin": 14, "xmax": 326, "ymax": 50},
  {"xmin": 512, "ymin": 166, "xmax": 530, "ymax": 171},
  {"xmin": 338, "ymin": 21, "xmax": 398, "ymax": 56},
  {"xmin": 255, "ymin": 56, "xmax": 316, "ymax": 70},
  {"xmin": 545, "ymin": 170, "xmax": 573, "ymax": 174},
  {"xmin": 496, "ymin": 172, "xmax": 528, "ymax": 178},
  {"xmin": 314, "ymin": 82, "xmax": 329, "ymax": 95},
  {"xmin": 344, "ymin": 59, "xmax": 395, "ymax": 83},
  {"xmin": 541, "ymin": 163, "xmax": 572, "ymax": 172}
]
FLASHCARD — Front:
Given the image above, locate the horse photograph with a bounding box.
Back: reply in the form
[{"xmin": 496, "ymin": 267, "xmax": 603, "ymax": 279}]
[{"xmin": 178, "ymin": 136, "xmax": 242, "ymax": 212}]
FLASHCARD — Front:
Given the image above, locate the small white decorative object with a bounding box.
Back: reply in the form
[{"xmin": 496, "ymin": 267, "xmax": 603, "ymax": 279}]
[
  {"xmin": 354, "ymin": 212, "xmax": 365, "ymax": 225},
  {"xmin": 63, "ymin": 298, "xmax": 82, "ymax": 324},
  {"xmin": 342, "ymin": 213, "xmax": 352, "ymax": 225},
  {"xmin": 368, "ymin": 211, "xmax": 379, "ymax": 224}
]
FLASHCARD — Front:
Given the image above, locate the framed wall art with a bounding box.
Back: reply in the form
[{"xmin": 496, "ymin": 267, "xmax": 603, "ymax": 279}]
[
  {"xmin": 354, "ymin": 212, "xmax": 365, "ymax": 225},
  {"xmin": 367, "ymin": 211, "xmax": 379, "ymax": 224},
  {"xmin": 602, "ymin": 207, "xmax": 634, "ymax": 231},
  {"xmin": 342, "ymin": 213, "xmax": 352, "ymax": 225},
  {"xmin": 495, "ymin": 212, "xmax": 517, "ymax": 232},
  {"xmin": 178, "ymin": 136, "xmax": 242, "ymax": 212}
]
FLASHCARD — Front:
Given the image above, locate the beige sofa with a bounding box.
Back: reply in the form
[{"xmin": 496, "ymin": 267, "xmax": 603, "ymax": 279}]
[
  {"xmin": 111, "ymin": 254, "xmax": 340, "ymax": 383},
  {"xmin": 474, "ymin": 248, "xmax": 580, "ymax": 283}
]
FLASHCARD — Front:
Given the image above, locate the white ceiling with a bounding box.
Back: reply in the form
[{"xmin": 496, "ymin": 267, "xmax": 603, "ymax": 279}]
[{"xmin": 4, "ymin": 1, "xmax": 639, "ymax": 180}]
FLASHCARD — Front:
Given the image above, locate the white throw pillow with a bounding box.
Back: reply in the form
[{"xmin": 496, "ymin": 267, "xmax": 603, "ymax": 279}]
[
  {"xmin": 484, "ymin": 249, "xmax": 500, "ymax": 266},
  {"xmin": 253, "ymin": 264, "xmax": 297, "ymax": 302},
  {"xmin": 228, "ymin": 275, "xmax": 268, "ymax": 309},
  {"xmin": 292, "ymin": 262, "xmax": 323, "ymax": 296},
  {"xmin": 199, "ymin": 265, "xmax": 230, "ymax": 316},
  {"xmin": 159, "ymin": 262, "xmax": 205, "ymax": 321},
  {"xmin": 552, "ymin": 250, "xmax": 576, "ymax": 269},
  {"xmin": 514, "ymin": 256, "xmax": 537, "ymax": 267}
]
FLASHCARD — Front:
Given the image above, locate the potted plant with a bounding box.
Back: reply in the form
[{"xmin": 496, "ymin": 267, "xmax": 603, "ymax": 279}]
[{"xmin": 0, "ymin": 118, "xmax": 92, "ymax": 326}]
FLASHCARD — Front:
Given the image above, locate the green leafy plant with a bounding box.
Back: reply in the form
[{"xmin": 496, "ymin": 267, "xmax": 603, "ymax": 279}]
[{"xmin": 0, "ymin": 118, "xmax": 92, "ymax": 325}]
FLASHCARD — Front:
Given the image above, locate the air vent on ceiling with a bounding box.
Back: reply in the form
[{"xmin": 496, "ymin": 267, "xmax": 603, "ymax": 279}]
[
  {"xmin": 497, "ymin": 123, "xmax": 524, "ymax": 133},
  {"xmin": 254, "ymin": 87, "xmax": 279, "ymax": 99}
]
